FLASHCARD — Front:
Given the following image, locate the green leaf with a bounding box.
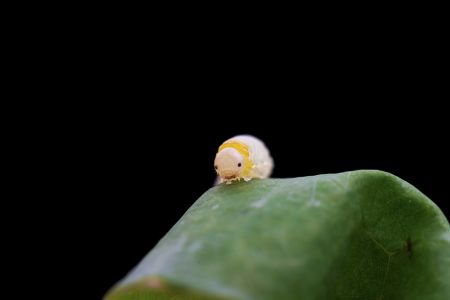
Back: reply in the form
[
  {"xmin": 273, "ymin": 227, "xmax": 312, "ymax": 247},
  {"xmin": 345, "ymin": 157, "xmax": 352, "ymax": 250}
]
[{"xmin": 105, "ymin": 170, "xmax": 450, "ymax": 300}]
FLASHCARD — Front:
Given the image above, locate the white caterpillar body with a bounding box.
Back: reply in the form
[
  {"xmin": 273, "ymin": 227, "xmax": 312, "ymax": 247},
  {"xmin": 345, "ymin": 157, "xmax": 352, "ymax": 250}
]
[{"xmin": 214, "ymin": 135, "xmax": 273, "ymax": 184}]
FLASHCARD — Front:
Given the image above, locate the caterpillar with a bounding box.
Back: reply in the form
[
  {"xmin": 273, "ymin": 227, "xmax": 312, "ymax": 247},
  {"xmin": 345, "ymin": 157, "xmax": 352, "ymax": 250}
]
[{"xmin": 214, "ymin": 135, "xmax": 274, "ymax": 184}]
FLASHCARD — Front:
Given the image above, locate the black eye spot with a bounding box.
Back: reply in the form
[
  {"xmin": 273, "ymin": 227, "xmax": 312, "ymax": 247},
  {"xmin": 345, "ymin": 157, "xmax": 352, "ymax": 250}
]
[
  {"xmin": 214, "ymin": 165, "xmax": 218, "ymax": 169},
  {"xmin": 238, "ymin": 163, "xmax": 242, "ymax": 167}
]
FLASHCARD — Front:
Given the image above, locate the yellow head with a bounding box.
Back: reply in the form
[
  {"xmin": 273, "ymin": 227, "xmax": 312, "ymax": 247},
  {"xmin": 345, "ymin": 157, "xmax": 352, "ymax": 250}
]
[
  {"xmin": 214, "ymin": 140, "xmax": 253, "ymax": 182},
  {"xmin": 214, "ymin": 147, "xmax": 244, "ymax": 180}
]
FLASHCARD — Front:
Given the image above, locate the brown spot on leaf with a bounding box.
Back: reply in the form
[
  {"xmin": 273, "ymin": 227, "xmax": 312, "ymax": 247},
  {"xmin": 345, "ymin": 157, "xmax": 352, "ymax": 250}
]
[
  {"xmin": 404, "ymin": 237, "xmax": 413, "ymax": 258},
  {"xmin": 145, "ymin": 276, "xmax": 165, "ymax": 289}
]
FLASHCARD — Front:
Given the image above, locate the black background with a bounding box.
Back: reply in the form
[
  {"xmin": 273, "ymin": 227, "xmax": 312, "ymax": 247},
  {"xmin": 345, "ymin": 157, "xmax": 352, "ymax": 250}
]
[{"xmin": 15, "ymin": 7, "xmax": 449, "ymax": 300}]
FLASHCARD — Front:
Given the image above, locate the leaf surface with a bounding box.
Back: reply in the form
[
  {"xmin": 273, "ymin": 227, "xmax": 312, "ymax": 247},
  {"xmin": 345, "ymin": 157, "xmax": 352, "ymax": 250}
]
[{"xmin": 105, "ymin": 170, "xmax": 450, "ymax": 300}]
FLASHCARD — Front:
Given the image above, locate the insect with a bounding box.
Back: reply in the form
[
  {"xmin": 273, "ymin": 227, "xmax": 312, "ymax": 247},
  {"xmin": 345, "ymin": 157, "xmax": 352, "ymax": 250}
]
[{"xmin": 214, "ymin": 135, "xmax": 274, "ymax": 184}]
